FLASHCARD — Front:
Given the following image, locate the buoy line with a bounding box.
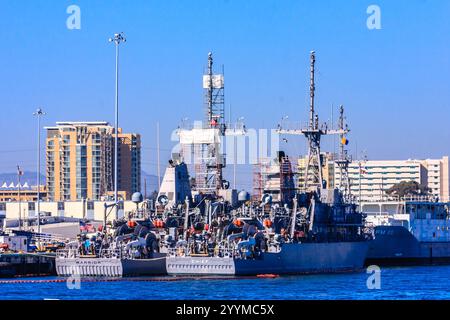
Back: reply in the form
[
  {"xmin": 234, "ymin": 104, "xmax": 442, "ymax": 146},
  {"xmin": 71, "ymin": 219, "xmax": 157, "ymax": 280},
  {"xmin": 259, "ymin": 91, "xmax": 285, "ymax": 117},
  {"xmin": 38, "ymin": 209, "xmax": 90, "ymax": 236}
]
[{"xmin": 0, "ymin": 274, "xmax": 281, "ymax": 284}]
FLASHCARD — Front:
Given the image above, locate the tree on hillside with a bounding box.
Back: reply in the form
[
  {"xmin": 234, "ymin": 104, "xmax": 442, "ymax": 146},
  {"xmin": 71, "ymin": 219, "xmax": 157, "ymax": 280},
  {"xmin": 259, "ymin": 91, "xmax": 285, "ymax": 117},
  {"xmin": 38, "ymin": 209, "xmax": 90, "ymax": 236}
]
[{"xmin": 385, "ymin": 180, "xmax": 430, "ymax": 198}]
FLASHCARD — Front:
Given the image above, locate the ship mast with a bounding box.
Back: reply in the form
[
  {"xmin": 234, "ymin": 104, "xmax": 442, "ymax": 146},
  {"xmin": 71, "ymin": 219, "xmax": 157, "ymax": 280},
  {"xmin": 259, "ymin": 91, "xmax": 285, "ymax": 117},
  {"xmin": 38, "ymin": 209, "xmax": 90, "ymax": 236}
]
[
  {"xmin": 277, "ymin": 51, "xmax": 348, "ymax": 192},
  {"xmin": 177, "ymin": 52, "xmax": 245, "ymax": 197},
  {"xmin": 303, "ymin": 51, "xmax": 323, "ymax": 190},
  {"xmin": 309, "ymin": 51, "xmax": 315, "ymax": 131},
  {"xmin": 206, "ymin": 52, "xmax": 214, "ymax": 127},
  {"xmin": 335, "ymin": 105, "xmax": 351, "ymax": 200},
  {"xmin": 203, "ymin": 52, "xmax": 225, "ymax": 192}
]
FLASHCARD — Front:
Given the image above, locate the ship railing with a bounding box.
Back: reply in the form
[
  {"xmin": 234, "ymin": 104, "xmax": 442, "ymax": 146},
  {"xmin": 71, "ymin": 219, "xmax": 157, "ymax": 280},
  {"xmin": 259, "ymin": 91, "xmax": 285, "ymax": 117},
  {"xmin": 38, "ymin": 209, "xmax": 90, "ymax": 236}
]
[
  {"xmin": 56, "ymin": 248, "xmax": 79, "ymax": 259},
  {"xmin": 32, "ymin": 233, "xmax": 68, "ymax": 244},
  {"xmin": 56, "ymin": 247, "xmax": 125, "ymax": 259},
  {"xmin": 167, "ymin": 241, "xmax": 275, "ymax": 260},
  {"xmin": 99, "ymin": 248, "xmax": 123, "ymax": 259},
  {"xmin": 359, "ymin": 195, "xmax": 438, "ymax": 203},
  {"xmin": 167, "ymin": 244, "xmax": 237, "ymax": 258}
]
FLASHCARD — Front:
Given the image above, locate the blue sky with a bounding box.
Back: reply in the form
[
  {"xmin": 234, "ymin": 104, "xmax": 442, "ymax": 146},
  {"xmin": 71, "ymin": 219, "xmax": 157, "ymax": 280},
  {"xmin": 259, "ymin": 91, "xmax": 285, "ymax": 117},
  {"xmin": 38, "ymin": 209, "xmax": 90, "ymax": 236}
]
[{"xmin": 0, "ymin": 0, "xmax": 449, "ymax": 190}]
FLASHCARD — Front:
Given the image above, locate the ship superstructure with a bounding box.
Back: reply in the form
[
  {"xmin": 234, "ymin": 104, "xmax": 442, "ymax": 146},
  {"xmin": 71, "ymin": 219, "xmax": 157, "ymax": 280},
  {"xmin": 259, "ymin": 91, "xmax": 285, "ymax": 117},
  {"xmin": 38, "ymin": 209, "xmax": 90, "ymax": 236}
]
[{"xmin": 178, "ymin": 53, "xmax": 227, "ymax": 195}]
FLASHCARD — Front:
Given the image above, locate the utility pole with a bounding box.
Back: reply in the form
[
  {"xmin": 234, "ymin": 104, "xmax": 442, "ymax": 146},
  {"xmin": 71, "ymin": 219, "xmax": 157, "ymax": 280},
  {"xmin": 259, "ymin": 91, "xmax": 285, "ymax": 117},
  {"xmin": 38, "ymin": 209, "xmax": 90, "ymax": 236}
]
[
  {"xmin": 33, "ymin": 108, "xmax": 45, "ymax": 234},
  {"xmin": 144, "ymin": 178, "xmax": 147, "ymax": 200},
  {"xmin": 109, "ymin": 32, "xmax": 126, "ymax": 220},
  {"xmin": 358, "ymin": 157, "xmax": 367, "ymax": 212},
  {"xmin": 17, "ymin": 165, "xmax": 22, "ymax": 231},
  {"xmin": 233, "ymin": 134, "xmax": 237, "ymax": 190}
]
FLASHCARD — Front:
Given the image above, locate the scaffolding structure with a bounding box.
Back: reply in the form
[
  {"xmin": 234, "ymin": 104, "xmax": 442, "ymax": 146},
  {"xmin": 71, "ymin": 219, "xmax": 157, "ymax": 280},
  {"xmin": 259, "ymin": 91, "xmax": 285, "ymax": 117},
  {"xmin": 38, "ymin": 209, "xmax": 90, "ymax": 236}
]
[
  {"xmin": 101, "ymin": 134, "xmax": 114, "ymax": 198},
  {"xmin": 252, "ymin": 158, "xmax": 271, "ymax": 202}
]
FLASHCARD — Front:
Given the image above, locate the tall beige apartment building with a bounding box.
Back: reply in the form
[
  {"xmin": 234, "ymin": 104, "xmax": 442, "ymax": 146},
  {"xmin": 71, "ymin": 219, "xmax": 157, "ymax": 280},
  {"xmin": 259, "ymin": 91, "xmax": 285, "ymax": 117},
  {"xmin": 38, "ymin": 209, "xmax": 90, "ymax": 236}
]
[
  {"xmin": 45, "ymin": 122, "xmax": 141, "ymax": 201},
  {"xmin": 297, "ymin": 153, "xmax": 335, "ymax": 191}
]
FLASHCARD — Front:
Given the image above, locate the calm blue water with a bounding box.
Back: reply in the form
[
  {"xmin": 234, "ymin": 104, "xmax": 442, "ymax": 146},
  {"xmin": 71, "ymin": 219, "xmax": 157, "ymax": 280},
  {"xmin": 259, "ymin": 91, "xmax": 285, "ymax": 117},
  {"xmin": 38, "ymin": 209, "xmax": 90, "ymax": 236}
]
[{"xmin": 1, "ymin": 265, "xmax": 450, "ymax": 300}]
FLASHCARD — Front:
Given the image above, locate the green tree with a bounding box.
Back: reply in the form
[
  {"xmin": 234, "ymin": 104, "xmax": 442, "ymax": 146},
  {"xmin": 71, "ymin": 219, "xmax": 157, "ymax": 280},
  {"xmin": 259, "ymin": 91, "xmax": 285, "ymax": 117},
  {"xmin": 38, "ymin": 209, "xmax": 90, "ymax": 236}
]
[{"xmin": 385, "ymin": 180, "xmax": 430, "ymax": 198}]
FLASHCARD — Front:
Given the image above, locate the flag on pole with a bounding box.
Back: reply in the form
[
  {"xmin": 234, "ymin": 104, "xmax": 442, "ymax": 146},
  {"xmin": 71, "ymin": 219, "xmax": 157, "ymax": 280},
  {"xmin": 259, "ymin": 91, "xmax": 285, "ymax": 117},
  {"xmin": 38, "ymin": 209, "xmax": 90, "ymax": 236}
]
[
  {"xmin": 17, "ymin": 166, "xmax": 23, "ymax": 176},
  {"xmin": 79, "ymin": 221, "xmax": 95, "ymax": 233}
]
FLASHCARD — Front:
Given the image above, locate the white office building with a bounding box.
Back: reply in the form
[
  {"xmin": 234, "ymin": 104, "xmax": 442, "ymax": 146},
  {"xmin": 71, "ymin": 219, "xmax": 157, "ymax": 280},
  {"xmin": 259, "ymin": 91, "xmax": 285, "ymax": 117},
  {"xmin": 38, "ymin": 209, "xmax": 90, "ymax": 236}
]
[{"xmin": 334, "ymin": 157, "xmax": 450, "ymax": 202}]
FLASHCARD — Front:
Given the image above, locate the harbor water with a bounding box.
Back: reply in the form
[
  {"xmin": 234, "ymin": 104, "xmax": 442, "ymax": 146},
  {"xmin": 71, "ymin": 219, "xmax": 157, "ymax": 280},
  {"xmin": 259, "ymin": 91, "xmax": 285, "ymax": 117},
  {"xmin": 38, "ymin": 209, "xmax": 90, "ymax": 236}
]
[{"xmin": 1, "ymin": 265, "xmax": 449, "ymax": 300}]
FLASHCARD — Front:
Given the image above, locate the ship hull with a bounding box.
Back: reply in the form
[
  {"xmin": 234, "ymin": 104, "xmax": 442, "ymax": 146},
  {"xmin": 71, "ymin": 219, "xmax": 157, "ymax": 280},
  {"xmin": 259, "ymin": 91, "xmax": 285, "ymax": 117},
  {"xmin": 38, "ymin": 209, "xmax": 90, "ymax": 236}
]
[
  {"xmin": 56, "ymin": 253, "xmax": 166, "ymax": 277},
  {"xmin": 366, "ymin": 226, "xmax": 450, "ymax": 266},
  {"xmin": 166, "ymin": 242, "xmax": 369, "ymax": 276}
]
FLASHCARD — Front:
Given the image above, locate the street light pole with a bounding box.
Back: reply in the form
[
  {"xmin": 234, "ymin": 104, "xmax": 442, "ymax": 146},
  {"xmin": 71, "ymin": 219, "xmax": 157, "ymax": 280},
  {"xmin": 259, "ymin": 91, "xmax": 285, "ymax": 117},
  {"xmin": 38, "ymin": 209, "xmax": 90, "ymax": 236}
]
[
  {"xmin": 33, "ymin": 108, "xmax": 45, "ymax": 234},
  {"xmin": 109, "ymin": 32, "xmax": 126, "ymax": 220},
  {"xmin": 359, "ymin": 161, "xmax": 362, "ymax": 212}
]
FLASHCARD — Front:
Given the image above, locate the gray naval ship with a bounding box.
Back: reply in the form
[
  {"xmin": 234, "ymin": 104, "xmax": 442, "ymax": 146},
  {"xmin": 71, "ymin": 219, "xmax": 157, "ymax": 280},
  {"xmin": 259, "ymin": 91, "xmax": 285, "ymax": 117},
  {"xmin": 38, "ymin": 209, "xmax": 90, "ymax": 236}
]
[
  {"xmin": 166, "ymin": 189, "xmax": 370, "ymax": 276},
  {"xmin": 56, "ymin": 215, "xmax": 169, "ymax": 277},
  {"xmin": 365, "ymin": 198, "xmax": 450, "ymax": 265},
  {"xmin": 55, "ymin": 161, "xmax": 193, "ymax": 278}
]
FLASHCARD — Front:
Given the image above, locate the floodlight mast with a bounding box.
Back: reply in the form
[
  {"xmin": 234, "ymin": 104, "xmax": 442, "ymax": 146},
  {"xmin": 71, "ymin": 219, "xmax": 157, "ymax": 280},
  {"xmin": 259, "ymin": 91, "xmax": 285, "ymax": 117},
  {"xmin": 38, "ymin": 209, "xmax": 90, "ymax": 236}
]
[
  {"xmin": 33, "ymin": 108, "xmax": 45, "ymax": 234},
  {"xmin": 109, "ymin": 32, "xmax": 126, "ymax": 219}
]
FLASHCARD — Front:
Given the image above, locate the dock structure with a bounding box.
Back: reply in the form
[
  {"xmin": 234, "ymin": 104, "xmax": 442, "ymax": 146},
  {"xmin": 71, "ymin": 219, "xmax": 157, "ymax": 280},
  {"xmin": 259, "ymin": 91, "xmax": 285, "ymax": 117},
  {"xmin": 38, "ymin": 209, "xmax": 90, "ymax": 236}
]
[{"xmin": 0, "ymin": 252, "xmax": 55, "ymax": 278}]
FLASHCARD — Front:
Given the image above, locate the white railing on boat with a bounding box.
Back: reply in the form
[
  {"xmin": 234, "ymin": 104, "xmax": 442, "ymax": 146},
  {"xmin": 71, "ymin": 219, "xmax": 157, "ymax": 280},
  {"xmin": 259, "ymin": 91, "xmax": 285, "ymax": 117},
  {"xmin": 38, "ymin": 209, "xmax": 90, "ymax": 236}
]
[{"xmin": 56, "ymin": 248, "xmax": 126, "ymax": 259}]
